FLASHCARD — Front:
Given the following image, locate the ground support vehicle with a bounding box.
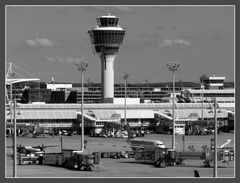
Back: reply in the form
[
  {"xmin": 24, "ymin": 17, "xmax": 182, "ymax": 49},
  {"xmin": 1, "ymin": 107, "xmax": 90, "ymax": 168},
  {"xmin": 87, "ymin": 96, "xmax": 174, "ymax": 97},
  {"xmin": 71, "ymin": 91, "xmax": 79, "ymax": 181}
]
[
  {"xmin": 63, "ymin": 153, "xmax": 95, "ymax": 171},
  {"xmin": 18, "ymin": 154, "xmax": 39, "ymax": 165},
  {"xmin": 134, "ymin": 147, "xmax": 234, "ymax": 168},
  {"xmin": 42, "ymin": 153, "xmax": 63, "ymax": 166},
  {"xmin": 42, "ymin": 149, "xmax": 100, "ymax": 171},
  {"xmin": 135, "ymin": 148, "xmax": 170, "ymax": 168}
]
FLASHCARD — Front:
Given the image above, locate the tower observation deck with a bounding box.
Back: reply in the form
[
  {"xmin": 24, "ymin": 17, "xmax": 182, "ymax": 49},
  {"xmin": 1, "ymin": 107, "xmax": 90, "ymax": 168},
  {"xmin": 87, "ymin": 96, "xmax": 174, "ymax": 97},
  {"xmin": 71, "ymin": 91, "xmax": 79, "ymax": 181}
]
[{"xmin": 88, "ymin": 12, "xmax": 125, "ymax": 103}]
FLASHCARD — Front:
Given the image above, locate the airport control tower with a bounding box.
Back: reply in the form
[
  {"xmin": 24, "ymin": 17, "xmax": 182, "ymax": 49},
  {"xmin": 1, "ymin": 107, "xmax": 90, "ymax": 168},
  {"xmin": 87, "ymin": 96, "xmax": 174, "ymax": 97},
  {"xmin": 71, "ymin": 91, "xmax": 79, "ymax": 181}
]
[{"xmin": 88, "ymin": 12, "xmax": 125, "ymax": 103}]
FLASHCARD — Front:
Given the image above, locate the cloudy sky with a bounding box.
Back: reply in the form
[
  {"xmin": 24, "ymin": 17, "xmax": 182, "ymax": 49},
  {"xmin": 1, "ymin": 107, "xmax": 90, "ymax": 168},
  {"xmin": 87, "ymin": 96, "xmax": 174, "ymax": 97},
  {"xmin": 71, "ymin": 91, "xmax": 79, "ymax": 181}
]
[{"xmin": 6, "ymin": 5, "xmax": 234, "ymax": 84}]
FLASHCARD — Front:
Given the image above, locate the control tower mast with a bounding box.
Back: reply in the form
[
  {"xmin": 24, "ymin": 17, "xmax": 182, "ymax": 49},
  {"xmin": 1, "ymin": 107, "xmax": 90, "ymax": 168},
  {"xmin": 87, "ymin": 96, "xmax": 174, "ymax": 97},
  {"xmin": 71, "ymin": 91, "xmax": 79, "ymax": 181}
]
[{"xmin": 88, "ymin": 12, "xmax": 125, "ymax": 103}]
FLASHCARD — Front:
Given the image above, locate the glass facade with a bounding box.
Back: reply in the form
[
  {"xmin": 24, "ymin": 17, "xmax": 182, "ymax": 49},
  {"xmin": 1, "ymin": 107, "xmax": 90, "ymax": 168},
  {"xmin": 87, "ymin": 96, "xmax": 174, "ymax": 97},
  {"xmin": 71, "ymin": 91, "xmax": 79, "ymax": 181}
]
[{"xmin": 97, "ymin": 17, "xmax": 119, "ymax": 27}]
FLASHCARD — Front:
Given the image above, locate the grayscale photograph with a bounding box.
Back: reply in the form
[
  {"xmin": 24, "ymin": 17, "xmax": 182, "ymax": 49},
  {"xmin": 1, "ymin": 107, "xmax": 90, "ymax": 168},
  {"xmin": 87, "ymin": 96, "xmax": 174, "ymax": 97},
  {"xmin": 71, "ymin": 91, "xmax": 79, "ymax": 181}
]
[{"xmin": 5, "ymin": 5, "xmax": 235, "ymax": 178}]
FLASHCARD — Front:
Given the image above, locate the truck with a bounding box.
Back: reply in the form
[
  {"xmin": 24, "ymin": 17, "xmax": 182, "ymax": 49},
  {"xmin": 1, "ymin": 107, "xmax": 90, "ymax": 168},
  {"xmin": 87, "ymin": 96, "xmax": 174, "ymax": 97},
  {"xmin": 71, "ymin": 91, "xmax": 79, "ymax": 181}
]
[
  {"xmin": 90, "ymin": 127, "xmax": 103, "ymax": 137},
  {"xmin": 42, "ymin": 149, "xmax": 100, "ymax": 171},
  {"xmin": 135, "ymin": 148, "xmax": 171, "ymax": 167},
  {"xmin": 63, "ymin": 151, "xmax": 95, "ymax": 171},
  {"xmin": 134, "ymin": 147, "xmax": 231, "ymax": 168}
]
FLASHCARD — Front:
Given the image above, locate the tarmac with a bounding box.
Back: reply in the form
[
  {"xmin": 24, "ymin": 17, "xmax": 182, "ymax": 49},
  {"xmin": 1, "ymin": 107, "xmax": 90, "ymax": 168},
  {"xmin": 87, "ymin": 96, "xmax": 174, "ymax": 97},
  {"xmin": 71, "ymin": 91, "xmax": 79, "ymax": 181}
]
[{"xmin": 5, "ymin": 133, "xmax": 235, "ymax": 178}]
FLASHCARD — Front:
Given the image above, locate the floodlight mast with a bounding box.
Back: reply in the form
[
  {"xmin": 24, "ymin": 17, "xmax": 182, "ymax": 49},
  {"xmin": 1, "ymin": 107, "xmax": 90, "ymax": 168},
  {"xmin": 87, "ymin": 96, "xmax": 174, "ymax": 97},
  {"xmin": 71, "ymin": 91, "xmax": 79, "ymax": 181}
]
[
  {"xmin": 88, "ymin": 12, "xmax": 125, "ymax": 103},
  {"xmin": 124, "ymin": 73, "xmax": 129, "ymax": 126},
  {"xmin": 166, "ymin": 63, "xmax": 180, "ymax": 150},
  {"xmin": 200, "ymin": 74, "xmax": 206, "ymax": 121},
  {"xmin": 76, "ymin": 59, "xmax": 88, "ymax": 152}
]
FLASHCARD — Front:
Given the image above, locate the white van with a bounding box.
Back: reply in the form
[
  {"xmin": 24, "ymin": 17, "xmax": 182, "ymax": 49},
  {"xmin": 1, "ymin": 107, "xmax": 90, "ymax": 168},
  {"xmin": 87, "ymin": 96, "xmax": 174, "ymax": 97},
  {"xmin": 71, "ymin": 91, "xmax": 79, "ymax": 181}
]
[{"xmin": 175, "ymin": 124, "xmax": 185, "ymax": 135}]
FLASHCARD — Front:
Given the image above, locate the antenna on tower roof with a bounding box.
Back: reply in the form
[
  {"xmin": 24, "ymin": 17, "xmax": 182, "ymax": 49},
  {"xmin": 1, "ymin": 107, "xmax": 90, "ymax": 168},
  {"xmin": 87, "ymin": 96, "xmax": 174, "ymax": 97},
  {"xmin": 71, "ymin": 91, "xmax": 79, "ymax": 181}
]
[{"xmin": 106, "ymin": 9, "xmax": 111, "ymax": 15}]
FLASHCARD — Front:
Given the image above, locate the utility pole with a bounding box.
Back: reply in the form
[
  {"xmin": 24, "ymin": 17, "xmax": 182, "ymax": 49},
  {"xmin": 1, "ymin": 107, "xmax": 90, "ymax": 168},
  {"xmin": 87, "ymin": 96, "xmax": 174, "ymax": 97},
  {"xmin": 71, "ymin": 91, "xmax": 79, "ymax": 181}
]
[{"xmin": 166, "ymin": 63, "xmax": 180, "ymax": 150}]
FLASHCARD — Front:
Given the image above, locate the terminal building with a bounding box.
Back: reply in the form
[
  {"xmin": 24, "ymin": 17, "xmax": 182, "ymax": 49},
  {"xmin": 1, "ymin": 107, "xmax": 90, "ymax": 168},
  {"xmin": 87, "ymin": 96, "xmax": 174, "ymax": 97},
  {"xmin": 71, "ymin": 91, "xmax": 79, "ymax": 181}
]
[
  {"xmin": 180, "ymin": 75, "xmax": 235, "ymax": 104},
  {"xmin": 6, "ymin": 102, "xmax": 233, "ymax": 134},
  {"xmin": 7, "ymin": 74, "xmax": 234, "ymax": 134}
]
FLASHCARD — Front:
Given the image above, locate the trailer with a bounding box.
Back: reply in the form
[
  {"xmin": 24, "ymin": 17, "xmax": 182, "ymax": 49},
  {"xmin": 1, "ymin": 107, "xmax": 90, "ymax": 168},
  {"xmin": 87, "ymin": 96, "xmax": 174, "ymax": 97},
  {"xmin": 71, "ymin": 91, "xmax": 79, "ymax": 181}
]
[
  {"xmin": 64, "ymin": 152, "xmax": 95, "ymax": 171},
  {"xmin": 134, "ymin": 147, "xmax": 233, "ymax": 168},
  {"xmin": 42, "ymin": 149, "xmax": 100, "ymax": 171},
  {"xmin": 135, "ymin": 148, "xmax": 170, "ymax": 167},
  {"xmin": 42, "ymin": 153, "xmax": 63, "ymax": 166}
]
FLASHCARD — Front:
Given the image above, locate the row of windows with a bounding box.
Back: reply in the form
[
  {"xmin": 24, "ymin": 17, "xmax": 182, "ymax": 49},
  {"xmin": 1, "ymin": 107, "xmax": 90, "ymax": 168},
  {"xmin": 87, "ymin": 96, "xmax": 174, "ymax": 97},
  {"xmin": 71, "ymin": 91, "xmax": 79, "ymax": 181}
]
[
  {"xmin": 92, "ymin": 30, "xmax": 125, "ymax": 45},
  {"xmin": 204, "ymin": 80, "xmax": 224, "ymax": 84},
  {"xmin": 7, "ymin": 119, "xmax": 76, "ymax": 123},
  {"xmin": 191, "ymin": 93, "xmax": 234, "ymax": 97},
  {"xmin": 95, "ymin": 46, "xmax": 120, "ymax": 54},
  {"xmin": 76, "ymin": 91, "xmax": 169, "ymax": 96},
  {"xmin": 115, "ymin": 87, "xmax": 153, "ymax": 91},
  {"xmin": 97, "ymin": 17, "xmax": 119, "ymax": 27}
]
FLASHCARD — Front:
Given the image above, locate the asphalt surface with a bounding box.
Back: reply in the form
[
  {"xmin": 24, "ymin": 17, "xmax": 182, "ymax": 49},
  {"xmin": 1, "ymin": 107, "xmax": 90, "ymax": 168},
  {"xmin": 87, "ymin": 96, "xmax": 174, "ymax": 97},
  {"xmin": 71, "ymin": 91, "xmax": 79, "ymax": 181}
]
[{"xmin": 5, "ymin": 133, "xmax": 235, "ymax": 178}]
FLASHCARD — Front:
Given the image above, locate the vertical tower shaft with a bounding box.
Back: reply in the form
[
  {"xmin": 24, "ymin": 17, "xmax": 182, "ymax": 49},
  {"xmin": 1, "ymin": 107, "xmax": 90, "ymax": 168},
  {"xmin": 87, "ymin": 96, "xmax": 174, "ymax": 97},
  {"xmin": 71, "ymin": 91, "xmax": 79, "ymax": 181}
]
[{"xmin": 101, "ymin": 55, "xmax": 116, "ymax": 101}]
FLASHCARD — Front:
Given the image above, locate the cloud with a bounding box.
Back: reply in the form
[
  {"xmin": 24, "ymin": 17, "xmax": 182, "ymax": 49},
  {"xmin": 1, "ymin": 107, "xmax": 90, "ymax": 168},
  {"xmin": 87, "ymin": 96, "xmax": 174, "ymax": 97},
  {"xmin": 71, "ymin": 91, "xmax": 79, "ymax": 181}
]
[
  {"xmin": 174, "ymin": 39, "xmax": 191, "ymax": 46},
  {"xmin": 158, "ymin": 38, "xmax": 191, "ymax": 47},
  {"xmin": 45, "ymin": 56, "xmax": 84, "ymax": 64},
  {"xmin": 26, "ymin": 38, "xmax": 54, "ymax": 47}
]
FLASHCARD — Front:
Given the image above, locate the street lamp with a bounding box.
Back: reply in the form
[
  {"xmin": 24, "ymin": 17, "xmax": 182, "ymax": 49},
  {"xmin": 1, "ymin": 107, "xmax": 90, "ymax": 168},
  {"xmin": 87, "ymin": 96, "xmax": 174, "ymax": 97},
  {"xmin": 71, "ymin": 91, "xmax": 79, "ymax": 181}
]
[
  {"xmin": 8, "ymin": 62, "xmax": 17, "ymax": 177},
  {"xmin": 200, "ymin": 74, "xmax": 206, "ymax": 121},
  {"xmin": 7, "ymin": 97, "xmax": 20, "ymax": 178},
  {"xmin": 123, "ymin": 73, "xmax": 129, "ymax": 126},
  {"xmin": 209, "ymin": 97, "xmax": 220, "ymax": 177},
  {"xmin": 76, "ymin": 59, "xmax": 88, "ymax": 152},
  {"xmin": 166, "ymin": 63, "xmax": 180, "ymax": 150},
  {"xmin": 13, "ymin": 97, "xmax": 18, "ymax": 178}
]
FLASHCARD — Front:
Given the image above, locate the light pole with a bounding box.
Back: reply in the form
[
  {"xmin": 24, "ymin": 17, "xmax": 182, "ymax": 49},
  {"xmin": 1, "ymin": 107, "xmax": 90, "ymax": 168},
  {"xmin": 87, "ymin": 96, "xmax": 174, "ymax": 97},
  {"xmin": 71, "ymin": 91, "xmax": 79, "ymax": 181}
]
[
  {"xmin": 201, "ymin": 85, "xmax": 204, "ymax": 121},
  {"xmin": 13, "ymin": 97, "xmax": 17, "ymax": 178},
  {"xmin": 200, "ymin": 74, "xmax": 206, "ymax": 121},
  {"xmin": 208, "ymin": 97, "xmax": 219, "ymax": 177},
  {"xmin": 166, "ymin": 63, "xmax": 180, "ymax": 150},
  {"xmin": 8, "ymin": 62, "xmax": 17, "ymax": 177},
  {"xmin": 213, "ymin": 98, "xmax": 218, "ymax": 177},
  {"xmin": 76, "ymin": 60, "xmax": 88, "ymax": 152},
  {"xmin": 123, "ymin": 73, "xmax": 129, "ymax": 126},
  {"xmin": 8, "ymin": 97, "xmax": 20, "ymax": 178}
]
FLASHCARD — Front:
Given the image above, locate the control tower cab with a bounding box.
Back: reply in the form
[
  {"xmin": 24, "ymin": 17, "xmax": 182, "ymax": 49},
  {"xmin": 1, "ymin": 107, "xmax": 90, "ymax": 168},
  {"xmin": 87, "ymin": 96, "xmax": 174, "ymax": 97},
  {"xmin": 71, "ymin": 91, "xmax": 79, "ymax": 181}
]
[
  {"xmin": 88, "ymin": 12, "xmax": 125, "ymax": 103},
  {"xmin": 200, "ymin": 75, "xmax": 226, "ymax": 90}
]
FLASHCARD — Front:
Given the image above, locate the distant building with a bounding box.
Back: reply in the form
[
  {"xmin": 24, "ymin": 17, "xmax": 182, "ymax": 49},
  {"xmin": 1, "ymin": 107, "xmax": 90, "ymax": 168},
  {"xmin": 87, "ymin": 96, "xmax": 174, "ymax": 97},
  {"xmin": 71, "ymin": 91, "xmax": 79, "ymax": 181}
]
[
  {"xmin": 21, "ymin": 88, "xmax": 51, "ymax": 103},
  {"xmin": 180, "ymin": 75, "xmax": 235, "ymax": 103},
  {"xmin": 200, "ymin": 75, "xmax": 226, "ymax": 90},
  {"xmin": 46, "ymin": 83, "xmax": 72, "ymax": 91}
]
